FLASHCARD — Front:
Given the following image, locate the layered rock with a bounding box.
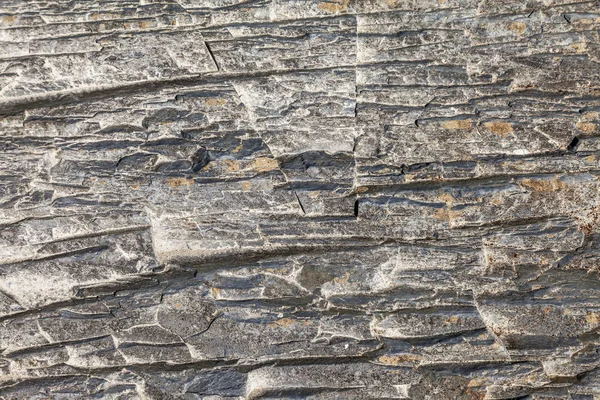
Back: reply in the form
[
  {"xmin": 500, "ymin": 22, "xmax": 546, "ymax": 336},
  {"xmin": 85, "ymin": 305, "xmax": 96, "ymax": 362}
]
[{"xmin": 1, "ymin": 0, "xmax": 600, "ymax": 398}]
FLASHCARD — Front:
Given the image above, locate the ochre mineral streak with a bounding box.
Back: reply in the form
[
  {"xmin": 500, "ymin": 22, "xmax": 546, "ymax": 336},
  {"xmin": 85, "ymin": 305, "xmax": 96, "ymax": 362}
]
[{"xmin": 1, "ymin": 0, "xmax": 600, "ymax": 399}]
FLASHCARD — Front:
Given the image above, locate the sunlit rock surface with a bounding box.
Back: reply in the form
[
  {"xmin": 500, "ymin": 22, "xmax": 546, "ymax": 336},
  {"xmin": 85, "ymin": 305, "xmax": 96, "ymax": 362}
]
[{"xmin": 1, "ymin": 0, "xmax": 600, "ymax": 399}]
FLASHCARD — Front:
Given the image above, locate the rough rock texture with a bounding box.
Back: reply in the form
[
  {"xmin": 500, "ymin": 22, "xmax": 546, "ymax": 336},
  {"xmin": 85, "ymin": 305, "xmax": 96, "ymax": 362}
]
[{"xmin": 1, "ymin": 0, "xmax": 600, "ymax": 399}]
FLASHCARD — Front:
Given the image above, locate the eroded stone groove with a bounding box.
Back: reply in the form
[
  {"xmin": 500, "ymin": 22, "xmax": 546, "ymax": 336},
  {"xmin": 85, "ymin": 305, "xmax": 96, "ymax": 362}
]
[{"xmin": 1, "ymin": 0, "xmax": 600, "ymax": 399}]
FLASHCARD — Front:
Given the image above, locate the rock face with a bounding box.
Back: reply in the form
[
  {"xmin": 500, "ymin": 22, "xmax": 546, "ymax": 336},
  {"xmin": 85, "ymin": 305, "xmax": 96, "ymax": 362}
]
[{"xmin": 1, "ymin": 0, "xmax": 600, "ymax": 399}]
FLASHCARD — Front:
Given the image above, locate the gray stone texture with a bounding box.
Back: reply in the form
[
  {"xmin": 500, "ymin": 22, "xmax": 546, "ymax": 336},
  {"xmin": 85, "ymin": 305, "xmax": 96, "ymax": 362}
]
[{"xmin": 1, "ymin": 0, "xmax": 600, "ymax": 399}]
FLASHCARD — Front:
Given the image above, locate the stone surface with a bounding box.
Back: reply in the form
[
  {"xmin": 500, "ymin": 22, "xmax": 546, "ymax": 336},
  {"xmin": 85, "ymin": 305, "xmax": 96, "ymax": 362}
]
[{"xmin": 1, "ymin": 0, "xmax": 600, "ymax": 399}]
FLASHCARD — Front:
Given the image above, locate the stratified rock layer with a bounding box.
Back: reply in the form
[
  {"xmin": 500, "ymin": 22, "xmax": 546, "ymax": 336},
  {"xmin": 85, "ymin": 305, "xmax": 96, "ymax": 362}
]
[{"xmin": 1, "ymin": 0, "xmax": 600, "ymax": 399}]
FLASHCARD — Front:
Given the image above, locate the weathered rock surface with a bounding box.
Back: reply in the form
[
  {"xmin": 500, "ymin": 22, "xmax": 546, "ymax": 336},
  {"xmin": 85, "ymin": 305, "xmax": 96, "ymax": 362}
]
[{"xmin": 1, "ymin": 0, "xmax": 600, "ymax": 398}]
